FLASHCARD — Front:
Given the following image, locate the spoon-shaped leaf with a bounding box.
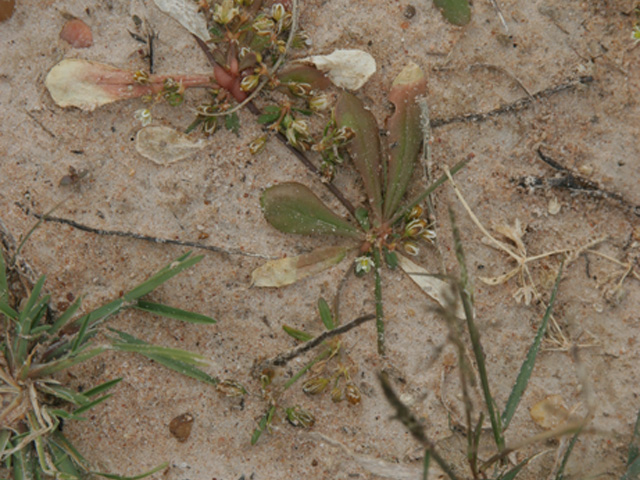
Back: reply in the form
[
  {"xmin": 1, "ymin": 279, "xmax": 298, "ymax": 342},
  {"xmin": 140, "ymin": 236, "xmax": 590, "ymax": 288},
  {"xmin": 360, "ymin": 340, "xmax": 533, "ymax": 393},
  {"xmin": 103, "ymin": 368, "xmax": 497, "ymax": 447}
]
[
  {"xmin": 261, "ymin": 183, "xmax": 362, "ymax": 238},
  {"xmin": 334, "ymin": 91, "xmax": 383, "ymax": 222},
  {"xmin": 277, "ymin": 65, "xmax": 332, "ymax": 92},
  {"xmin": 251, "ymin": 246, "xmax": 352, "ymax": 287},
  {"xmin": 434, "ymin": 0, "xmax": 471, "ymax": 26},
  {"xmin": 383, "ymin": 62, "xmax": 427, "ymax": 220}
]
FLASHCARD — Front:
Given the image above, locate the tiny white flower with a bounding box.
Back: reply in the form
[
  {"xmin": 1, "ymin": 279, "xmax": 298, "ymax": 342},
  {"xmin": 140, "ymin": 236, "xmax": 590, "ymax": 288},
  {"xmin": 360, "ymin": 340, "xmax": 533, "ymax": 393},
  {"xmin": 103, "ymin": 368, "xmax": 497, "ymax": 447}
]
[
  {"xmin": 214, "ymin": 0, "xmax": 240, "ymax": 25},
  {"xmin": 420, "ymin": 228, "xmax": 437, "ymax": 244},
  {"xmin": 355, "ymin": 255, "xmax": 374, "ymax": 274},
  {"xmin": 403, "ymin": 241, "xmax": 420, "ymax": 256},
  {"xmin": 309, "ymin": 93, "xmax": 330, "ymax": 112},
  {"xmin": 134, "ymin": 108, "xmax": 152, "ymax": 127}
]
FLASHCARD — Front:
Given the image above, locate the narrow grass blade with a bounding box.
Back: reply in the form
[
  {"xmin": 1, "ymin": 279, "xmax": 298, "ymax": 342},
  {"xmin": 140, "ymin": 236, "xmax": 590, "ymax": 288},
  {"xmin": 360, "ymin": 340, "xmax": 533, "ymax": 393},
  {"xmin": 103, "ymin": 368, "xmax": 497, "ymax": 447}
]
[
  {"xmin": 282, "ymin": 325, "xmax": 313, "ymax": 342},
  {"xmin": 48, "ymin": 438, "xmax": 82, "ymax": 478},
  {"xmin": 422, "ymin": 449, "xmax": 431, "ymax": 480},
  {"xmin": 111, "ymin": 343, "xmax": 209, "ymax": 367},
  {"xmin": 28, "ymin": 346, "xmax": 107, "ymax": 378},
  {"xmin": 73, "ymin": 393, "xmax": 114, "ymax": 415},
  {"xmin": 74, "ymin": 298, "xmax": 124, "ymax": 331},
  {"xmin": 109, "ymin": 329, "xmax": 218, "ymax": 385},
  {"xmin": 83, "ymin": 378, "xmax": 122, "ymax": 397},
  {"xmin": 500, "ymin": 456, "xmax": 534, "ymax": 480},
  {"xmin": 123, "ymin": 252, "xmax": 202, "ymax": 302},
  {"xmin": 251, "ymin": 405, "xmax": 276, "ymax": 445},
  {"xmin": 0, "ymin": 252, "xmax": 8, "ymax": 303},
  {"xmin": 50, "ymin": 431, "xmax": 89, "ymax": 469},
  {"xmin": 317, "ymin": 298, "xmax": 335, "ymax": 330},
  {"xmin": 622, "ymin": 408, "xmax": 640, "ymax": 480},
  {"xmin": 92, "ymin": 462, "xmax": 169, "ymax": 480},
  {"xmin": 554, "ymin": 430, "xmax": 581, "ymax": 480},
  {"xmin": 0, "ymin": 301, "xmax": 18, "ymax": 320},
  {"xmin": 373, "ymin": 248, "xmax": 385, "ymax": 356},
  {"xmin": 37, "ymin": 384, "xmax": 89, "ymax": 406},
  {"xmin": 134, "ymin": 300, "xmax": 216, "ymax": 324},
  {"xmin": 449, "ymin": 208, "xmax": 503, "ymax": 450},
  {"xmin": 48, "ymin": 297, "xmax": 83, "ymax": 336},
  {"xmin": 283, "ymin": 347, "xmax": 333, "ymax": 390},
  {"xmin": 501, "ymin": 262, "xmax": 564, "ymax": 430},
  {"xmin": 0, "ymin": 429, "xmax": 11, "ymax": 456}
]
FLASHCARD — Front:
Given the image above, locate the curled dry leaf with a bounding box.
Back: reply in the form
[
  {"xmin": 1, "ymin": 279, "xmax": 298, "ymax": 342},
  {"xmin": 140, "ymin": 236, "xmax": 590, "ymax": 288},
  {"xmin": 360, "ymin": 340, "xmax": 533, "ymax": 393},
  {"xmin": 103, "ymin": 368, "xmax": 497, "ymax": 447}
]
[
  {"xmin": 530, "ymin": 395, "xmax": 569, "ymax": 429},
  {"xmin": 300, "ymin": 49, "xmax": 376, "ymax": 90},
  {"xmin": 396, "ymin": 254, "xmax": 465, "ymax": 319},
  {"xmin": 153, "ymin": 0, "xmax": 210, "ymax": 41},
  {"xmin": 251, "ymin": 246, "xmax": 351, "ymax": 288},
  {"xmin": 136, "ymin": 126, "xmax": 207, "ymax": 165}
]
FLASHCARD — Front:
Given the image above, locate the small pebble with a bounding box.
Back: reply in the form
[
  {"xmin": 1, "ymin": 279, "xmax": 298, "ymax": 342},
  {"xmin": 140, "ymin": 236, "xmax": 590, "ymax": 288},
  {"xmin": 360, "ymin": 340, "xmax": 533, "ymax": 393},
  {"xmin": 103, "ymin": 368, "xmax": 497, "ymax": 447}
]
[
  {"xmin": 404, "ymin": 4, "xmax": 416, "ymax": 19},
  {"xmin": 169, "ymin": 413, "xmax": 194, "ymax": 442},
  {"xmin": 60, "ymin": 18, "xmax": 93, "ymax": 48}
]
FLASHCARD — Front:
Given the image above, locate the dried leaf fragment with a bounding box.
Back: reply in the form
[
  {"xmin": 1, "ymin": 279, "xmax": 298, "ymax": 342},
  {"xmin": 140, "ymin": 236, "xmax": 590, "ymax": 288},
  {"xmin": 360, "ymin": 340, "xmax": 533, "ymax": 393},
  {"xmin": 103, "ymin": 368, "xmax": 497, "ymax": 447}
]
[
  {"xmin": 153, "ymin": 0, "xmax": 210, "ymax": 41},
  {"xmin": 169, "ymin": 412, "xmax": 194, "ymax": 442},
  {"xmin": 251, "ymin": 246, "xmax": 351, "ymax": 287},
  {"xmin": 397, "ymin": 254, "xmax": 465, "ymax": 319},
  {"xmin": 530, "ymin": 395, "xmax": 569, "ymax": 429},
  {"xmin": 60, "ymin": 18, "xmax": 93, "ymax": 48},
  {"xmin": 0, "ymin": 0, "xmax": 15, "ymax": 22},
  {"xmin": 300, "ymin": 49, "xmax": 376, "ymax": 90},
  {"xmin": 136, "ymin": 126, "xmax": 207, "ymax": 165}
]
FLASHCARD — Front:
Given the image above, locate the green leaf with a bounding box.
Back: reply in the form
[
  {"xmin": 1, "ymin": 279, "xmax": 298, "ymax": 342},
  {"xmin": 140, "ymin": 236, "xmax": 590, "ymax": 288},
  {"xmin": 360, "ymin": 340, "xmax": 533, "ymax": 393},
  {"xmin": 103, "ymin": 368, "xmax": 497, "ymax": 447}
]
[
  {"xmin": 83, "ymin": 378, "xmax": 122, "ymax": 397},
  {"xmin": 554, "ymin": 430, "xmax": 581, "ymax": 480},
  {"xmin": 108, "ymin": 329, "xmax": 218, "ymax": 386},
  {"xmin": 251, "ymin": 405, "xmax": 276, "ymax": 445},
  {"xmin": 501, "ymin": 262, "xmax": 564, "ymax": 430},
  {"xmin": 282, "ymin": 325, "xmax": 313, "ymax": 342},
  {"xmin": 28, "ymin": 346, "xmax": 107, "ymax": 378},
  {"xmin": 92, "ymin": 462, "xmax": 169, "ymax": 480},
  {"xmin": 422, "ymin": 449, "xmax": 430, "ymax": 480},
  {"xmin": 354, "ymin": 207, "xmax": 370, "ymax": 231},
  {"xmin": 37, "ymin": 384, "xmax": 89, "ymax": 406},
  {"xmin": 224, "ymin": 112, "xmax": 240, "ymax": 134},
  {"xmin": 317, "ymin": 298, "xmax": 335, "ymax": 330},
  {"xmin": 383, "ymin": 63, "xmax": 428, "ymax": 220},
  {"xmin": 383, "ymin": 247, "xmax": 398, "ymax": 270},
  {"xmin": 73, "ymin": 394, "xmax": 114, "ymax": 415},
  {"xmin": 134, "ymin": 300, "xmax": 216, "ymax": 324},
  {"xmin": 261, "ymin": 183, "xmax": 361, "ymax": 238},
  {"xmin": 0, "ymin": 252, "xmax": 8, "ymax": 304},
  {"xmin": 622, "ymin": 408, "xmax": 640, "ymax": 480},
  {"xmin": 335, "ymin": 91, "xmax": 383, "ymax": 221},
  {"xmin": 123, "ymin": 252, "xmax": 202, "ymax": 302},
  {"xmin": 251, "ymin": 246, "xmax": 351, "ymax": 288},
  {"xmin": 277, "ymin": 65, "xmax": 331, "ymax": 91},
  {"xmin": 48, "ymin": 297, "xmax": 83, "ymax": 337},
  {"xmin": 434, "ymin": 0, "xmax": 471, "ymax": 26}
]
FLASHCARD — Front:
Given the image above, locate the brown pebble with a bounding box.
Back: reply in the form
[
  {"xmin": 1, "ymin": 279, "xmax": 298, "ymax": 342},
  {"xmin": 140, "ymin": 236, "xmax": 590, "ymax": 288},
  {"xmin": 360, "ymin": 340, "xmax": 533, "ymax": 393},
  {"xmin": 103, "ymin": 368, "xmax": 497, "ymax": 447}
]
[
  {"xmin": 60, "ymin": 18, "xmax": 93, "ymax": 48},
  {"xmin": 0, "ymin": 0, "xmax": 16, "ymax": 22},
  {"xmin": 404, "ymin": 4, "xmax": 416, "ymax": 19},
  {"xmin": 169, "ymin": 413, "xmax": 194, "ymax": 442}
]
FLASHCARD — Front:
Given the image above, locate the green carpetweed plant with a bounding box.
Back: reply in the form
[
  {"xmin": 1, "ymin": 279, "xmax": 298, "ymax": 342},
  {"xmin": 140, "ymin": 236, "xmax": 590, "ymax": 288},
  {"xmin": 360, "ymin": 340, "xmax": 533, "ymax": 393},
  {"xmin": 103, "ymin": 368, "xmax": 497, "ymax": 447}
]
[
  {"xmin": 0, "ymin": 250, "xmax": 217, "ymax": 480},
  {"xmin": 252, "ymin": 62, "xmax": 470, "ymax": 355}
]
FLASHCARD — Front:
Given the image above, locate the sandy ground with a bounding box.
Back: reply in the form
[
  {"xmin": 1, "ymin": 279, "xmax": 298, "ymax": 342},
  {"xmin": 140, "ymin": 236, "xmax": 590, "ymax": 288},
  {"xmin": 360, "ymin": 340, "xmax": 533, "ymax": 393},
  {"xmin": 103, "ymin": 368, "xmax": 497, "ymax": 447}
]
[{"xmin": 1, "ymin": 0, "xmax": 640, "ymax": 479}]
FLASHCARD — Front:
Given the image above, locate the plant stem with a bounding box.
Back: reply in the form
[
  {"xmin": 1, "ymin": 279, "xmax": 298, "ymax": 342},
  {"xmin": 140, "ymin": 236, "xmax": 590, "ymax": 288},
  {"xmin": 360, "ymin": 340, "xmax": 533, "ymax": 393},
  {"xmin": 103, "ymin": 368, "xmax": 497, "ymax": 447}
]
[{"xmin": 373, "ymin": 248, "xmax": 385, "ymax": 356}]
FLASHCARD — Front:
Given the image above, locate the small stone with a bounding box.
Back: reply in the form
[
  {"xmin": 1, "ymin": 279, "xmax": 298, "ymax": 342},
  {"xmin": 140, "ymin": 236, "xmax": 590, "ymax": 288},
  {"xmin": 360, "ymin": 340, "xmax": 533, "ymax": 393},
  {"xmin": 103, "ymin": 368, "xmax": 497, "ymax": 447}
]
[
  {"xmin": 169, "ymin": 413, "xmax": 194, "ymax": 442},
  {"xmin": 404, "ymin": 4, "xmax": 416, "ymax": 18},
  {"xmin": 548, "ymin": 196, "xmax": 561, "ymax": 215},
  {"xmin": 0, "ymin": 0, "xmax": 16, "ymax": 22},
  {"xmin": 60, "ymin": 18, "xmax": 93, "ymax": 48}
]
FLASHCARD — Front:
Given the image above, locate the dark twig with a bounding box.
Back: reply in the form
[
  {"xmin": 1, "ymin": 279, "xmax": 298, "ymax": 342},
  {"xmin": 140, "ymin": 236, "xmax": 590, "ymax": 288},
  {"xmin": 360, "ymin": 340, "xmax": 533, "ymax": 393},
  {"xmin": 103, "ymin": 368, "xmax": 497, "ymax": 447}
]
[
  {"xmin": 18, "ymin": 206, "xmax": 274, "ymax": 259},
  {"xmin": 431, "ymin": 76, "xmax": 594, "ymax": 128},
  {"xmin": 264, "ymin": 313, "xmax": 375, "ymax": 367}
]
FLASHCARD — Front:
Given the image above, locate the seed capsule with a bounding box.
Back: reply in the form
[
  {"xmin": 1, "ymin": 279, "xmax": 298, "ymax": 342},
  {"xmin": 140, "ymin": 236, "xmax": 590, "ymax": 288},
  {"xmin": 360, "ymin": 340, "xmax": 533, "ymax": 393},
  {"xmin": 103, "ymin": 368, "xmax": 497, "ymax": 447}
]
[
  {"xmin": 405, "ymin": 219, "xmax": 427, "ymax": 237},
  {"xmin": 216, "ymin": 379, "xmax": 247, "ymax": 397},
  {"xmin": 403, "ymin": 241, "xmax": 420, "ymax": 256},
  {"xmin": 302, "ymin": 377, "xmax": 330, "ymax": 395},
  {"xmin": 331, "ymin": 386, "xmax": 344, "ymax": 403},
  {"xmin": 345, "ymin": 383, "xmax": 361, "ymax": 405},
  {"xmin": 285, "ymin": 406, "xmax": 315, "ymax": 428},
  {"xmin": 407, "ymin": 205, "xmax": 423, "ymax": 221},
  {"xmin": 249, "ymin": 135, "xmax": 267, "ymax": 155}
]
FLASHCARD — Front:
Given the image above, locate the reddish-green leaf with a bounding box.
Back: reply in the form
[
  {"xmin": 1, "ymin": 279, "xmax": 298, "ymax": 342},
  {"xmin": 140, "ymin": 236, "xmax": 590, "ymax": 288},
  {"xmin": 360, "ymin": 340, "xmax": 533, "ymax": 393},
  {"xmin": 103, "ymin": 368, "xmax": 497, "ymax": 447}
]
[
  {"xmin": 261, "ymin": 183, "xmax": 361, "ymax": 238},
  {"xmin": 383, "ymin": 63, "xmax": 427, "ymax": 220},
  {"xmin": 335, "ymin": 91, "xmax": 383, "ymax": 221},
  {"xmin": 277, "ymin": 65, "xmax": 332, "ymax": 92}
]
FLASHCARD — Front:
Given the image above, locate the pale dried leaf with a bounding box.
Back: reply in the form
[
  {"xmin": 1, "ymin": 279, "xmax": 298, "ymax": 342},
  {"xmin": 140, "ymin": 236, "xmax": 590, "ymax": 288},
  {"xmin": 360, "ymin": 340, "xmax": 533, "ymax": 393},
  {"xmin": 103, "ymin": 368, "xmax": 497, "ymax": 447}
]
[
  {"xmin": 494, "ymin": 219, "xmax": 526, "ymax": 254},
  {"xmin": 530, "ymin": 395, "xmax": 569, "ymax": 429},
  {"xmin": 397, "ymin": 254, "xmax": 465, "ymax": 319},
  {"xmin": 135, "ymin": 126, "xmax": 207, "ymax": 165},
  {"xmin": 300, "ymin": 49, "xmax": 376, "ymax": 90},
  {"xmin": 251, "ymin": 246, "xmax": 350, "ymax": 288},
  {"xmin": 154, "ymin": 0, "xmax": 211, "ymax": 41},
  {"xmin": 45, "ymin": 59, "xmax": 126, "ymax": 111}
]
